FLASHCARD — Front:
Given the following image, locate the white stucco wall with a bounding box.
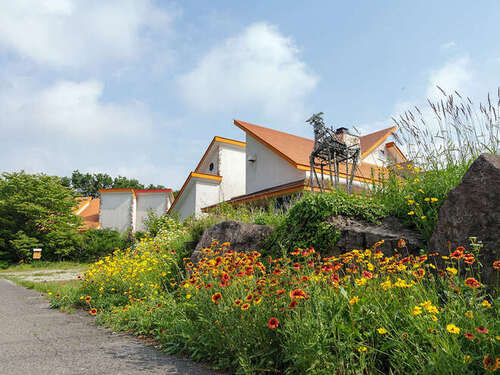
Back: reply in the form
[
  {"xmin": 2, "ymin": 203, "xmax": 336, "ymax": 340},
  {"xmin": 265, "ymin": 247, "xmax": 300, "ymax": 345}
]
[
  {"xmin": 197, "ymin": 146, "xmax": 219, "ymax": 176},
  {"xmin": 305, "ymin": 170, "xmax": 371, "ymax": 190},
  {"xmin": 100, "ymin": 192, "xmax": 133, "ymax": 233},
  {"xmin": 135, "ymin": 193, "xmax": 169, "ymax": 232},
  {"xmin": 362, "ymin": 134, "xmax": 396, "ymax": 166},
  {"xmin": 174, "ymin": 184, "xmax": 197, "ymax": 221},
  {"xmin": 195, "ymin": 179, "xmax": 221, "ymax": 216},
  {"xmin": 171, "ymin": 178, "xmax": 222, "ymax": 221},
  {"xmin": 219, "ymin": 144, "xmax": 246, "ymax": 200},
  {"xmin": 245, "ymin": 134, "xmax": 305, "ymax": 194}
]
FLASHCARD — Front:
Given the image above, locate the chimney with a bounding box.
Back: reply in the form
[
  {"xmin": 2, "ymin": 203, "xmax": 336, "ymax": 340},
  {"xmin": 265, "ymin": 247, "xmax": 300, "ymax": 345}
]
[{"xmin": 335, "ymin": 127, "xmax": 360, "ymax": 148}]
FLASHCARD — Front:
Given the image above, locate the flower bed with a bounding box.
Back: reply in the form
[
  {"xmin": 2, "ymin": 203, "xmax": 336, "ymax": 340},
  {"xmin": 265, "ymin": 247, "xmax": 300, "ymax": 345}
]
[{"xmin": 52, "ymin": 238, "xmax": 499, "ymax": 374}]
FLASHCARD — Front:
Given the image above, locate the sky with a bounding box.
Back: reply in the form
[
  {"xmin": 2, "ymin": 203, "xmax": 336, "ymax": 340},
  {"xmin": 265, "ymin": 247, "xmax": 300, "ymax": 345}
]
[{"xmin": 1, "ymin": 1, "xmax": 499, "ymax": 189}]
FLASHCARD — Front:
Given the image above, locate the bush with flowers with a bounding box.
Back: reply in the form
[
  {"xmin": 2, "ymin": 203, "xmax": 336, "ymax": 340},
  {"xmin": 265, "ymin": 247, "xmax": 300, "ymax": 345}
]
[
  {"xmin": 52, "ymin": 236, "xmax": 499, "ymax": 374},
  {"xmin": 372, "ymin": 162, "xmax": 467, "ymax": 239}
]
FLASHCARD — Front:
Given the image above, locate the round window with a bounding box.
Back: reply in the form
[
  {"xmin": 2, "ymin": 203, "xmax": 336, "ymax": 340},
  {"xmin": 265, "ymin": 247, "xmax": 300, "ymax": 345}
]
[{"xmin": 209, "ymin": 162, "xmax": 214, "ymax": 171}]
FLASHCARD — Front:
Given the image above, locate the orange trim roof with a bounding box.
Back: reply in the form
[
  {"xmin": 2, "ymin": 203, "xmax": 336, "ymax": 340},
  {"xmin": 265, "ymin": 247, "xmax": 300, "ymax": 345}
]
[
  {"xmin": 167, "ymin": 171, "xmax": 222, "ymax": 214},
  {"xmin": 360, "ymin": 126, "xmax": 397, "ymax": 158},
  {"xmin": 74, "ymin": 197, "xmax": 92, "ymax": 215},
  {"xmin": 99, "ymin": 188, "xmax": 135, "ymax": 193},
  {"xmin": 194, "ymin": 136, "xmax": 245, "ymax": 173},
  {"xmin": 234, "ymin": 119, "xmax": 397, "ymax": 181},
  {"xmin": 235, "ymin": 119, "xmax": 396, "ymax": 164},
  {"xmin": 75, "ymin": 197, "xmax": 100, "ymax": 230},
  {"xmin": 385, "ymin": 141, "xmax": 408, "ymax": 163},
  {"xmin": 202, "ymin": 178, "xmax": 368, "ymax": 211}
]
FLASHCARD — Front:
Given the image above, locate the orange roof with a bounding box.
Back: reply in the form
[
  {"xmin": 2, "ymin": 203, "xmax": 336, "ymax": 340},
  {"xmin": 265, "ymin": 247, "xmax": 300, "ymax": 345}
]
[
  {"xmin": 75, "ymin": 197, "xmax": 100, "ymax": 230},
  {"xmin": 74, "ymin": 197, "xmax": 92, "ymax": 215},
  {"xmin": 234, "ymin": 119, "xmax": 396, "ymax": 181}
]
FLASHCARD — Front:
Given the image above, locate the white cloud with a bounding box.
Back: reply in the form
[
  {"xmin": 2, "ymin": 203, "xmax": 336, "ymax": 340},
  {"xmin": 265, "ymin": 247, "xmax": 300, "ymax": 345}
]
[
  {"xmin": 440, "ymin": 41, "xmax": 456, "ymax": 50},
  {"xmin": 426, "ymin": 57, "xmax": 473, "ymax": 99},
  {"xmin": 0, "ymin": 78, "xmax": 152, "ymax": 140},
  {"xmin": 177, "ymin": 22, "xmax": 318, "ymax": 121},
  {"xmin": 0, "ymin": 0, "xmax": 173, "ymax": 67},
  {"xmin": 0, "ymin": 75, "xmax": 173, "ymax": 186}
]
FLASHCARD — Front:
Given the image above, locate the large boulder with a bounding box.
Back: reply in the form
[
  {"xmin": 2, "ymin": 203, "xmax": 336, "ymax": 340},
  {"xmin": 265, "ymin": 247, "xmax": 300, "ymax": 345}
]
[
  {"xmin": 191, "ymin": 221, "xmax": 273, "ymax": 262},
  {"xmin": 429, "ymin": 153, "xmax": 500, "ymax": 286},
  {"xmin": 328, "ymin": 215, "xmax": 424, "ymax": 255}
]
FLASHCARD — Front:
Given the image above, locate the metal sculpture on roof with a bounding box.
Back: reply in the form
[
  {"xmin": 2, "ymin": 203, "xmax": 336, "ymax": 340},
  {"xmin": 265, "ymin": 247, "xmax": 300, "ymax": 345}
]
[{"xmin": 306, "ymin": 112, "xmax": 360, "ymax": 194}]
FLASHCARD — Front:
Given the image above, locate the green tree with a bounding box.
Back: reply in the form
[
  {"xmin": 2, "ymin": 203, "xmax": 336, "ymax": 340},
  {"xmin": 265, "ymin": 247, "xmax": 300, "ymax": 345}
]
[
  {"xmin": 0, "ymin": 171, "xmax": 83, "ymax": 262},
  {"xmin": 68, "ymin": 170, "xmax": 165, "ymax": 197}
]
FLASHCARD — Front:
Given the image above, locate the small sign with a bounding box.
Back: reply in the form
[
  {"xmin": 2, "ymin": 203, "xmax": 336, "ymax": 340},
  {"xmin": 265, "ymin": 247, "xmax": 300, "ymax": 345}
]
[{"xmin": 33, "ymin": 248, "xmax": 42, "ymax": 260}]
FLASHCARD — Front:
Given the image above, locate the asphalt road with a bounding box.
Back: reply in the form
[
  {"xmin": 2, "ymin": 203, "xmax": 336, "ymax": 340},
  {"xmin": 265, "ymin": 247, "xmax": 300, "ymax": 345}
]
[{"xmin": 0, "ymin": 278, "xmax": 220, "ymax": 375}]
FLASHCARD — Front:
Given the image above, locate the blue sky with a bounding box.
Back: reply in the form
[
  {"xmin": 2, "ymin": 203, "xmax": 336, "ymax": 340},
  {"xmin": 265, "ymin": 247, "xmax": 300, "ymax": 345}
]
[{"xmin": 1, "ymin": 1, "xmax": 499, "ymax": 189}]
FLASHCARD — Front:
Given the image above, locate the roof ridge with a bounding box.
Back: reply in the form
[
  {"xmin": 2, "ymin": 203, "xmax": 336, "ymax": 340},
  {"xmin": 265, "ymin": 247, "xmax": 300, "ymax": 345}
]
[{"xmin": 235, "ymin": 118, "xmax": 395, "ymax": 142}]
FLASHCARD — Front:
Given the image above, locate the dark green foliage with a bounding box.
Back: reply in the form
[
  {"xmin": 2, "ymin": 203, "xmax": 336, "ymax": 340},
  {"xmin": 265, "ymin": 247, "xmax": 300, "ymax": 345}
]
[
  {"xmin": 0, "ymin": 171, "xmax": 82, "ymax": 262},
  {"xmin": 262, "ymin": 190, "xmax": 388, "ymax": 256},
  {"xmin": 78, "ymin": 229, "xmax": 129, "ymax": 261}
]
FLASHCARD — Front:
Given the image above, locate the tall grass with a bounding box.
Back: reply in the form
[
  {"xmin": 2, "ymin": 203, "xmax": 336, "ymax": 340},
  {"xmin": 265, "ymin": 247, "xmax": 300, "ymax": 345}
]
[{"xmin": 393, "ymin": 87, "xmax": 499, "ymax": 170}]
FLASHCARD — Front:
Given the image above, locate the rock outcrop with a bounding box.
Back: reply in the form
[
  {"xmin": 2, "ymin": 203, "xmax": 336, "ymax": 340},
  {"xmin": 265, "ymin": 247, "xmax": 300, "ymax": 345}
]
[
  {"xmin": 429, "ymin": 153, "xmax": 500, "ymax": 286},
  {"xmin": 329, "ymin": 215, "xmax": 424, "ymax": 255},
  {"xmin": 191, "ymin": 221, "xmax": 273, "ymax": 262}
]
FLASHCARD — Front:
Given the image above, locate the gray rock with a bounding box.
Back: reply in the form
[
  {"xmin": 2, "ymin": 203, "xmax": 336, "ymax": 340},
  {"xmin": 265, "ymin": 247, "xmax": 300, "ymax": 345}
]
[
  {"xmin": 192, "ymin": 221, "xmax": 273, "ymax": 262},
  {"xmin": 328, "ymin": 215, "xmax": 424, "ymax": 255},
  {"xmin": 429, "ymin": 153, "xmax": 500, "ymax": 286}
]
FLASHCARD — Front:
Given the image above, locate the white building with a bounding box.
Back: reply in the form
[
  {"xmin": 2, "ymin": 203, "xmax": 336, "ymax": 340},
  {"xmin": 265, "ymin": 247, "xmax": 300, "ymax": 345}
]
[
  {"xmin": 169, "ymin": 120, "xmax": 407, "ymax": 219},
  {"xmin": 168, "ymin": 136, "xmax": 246, "ymax": 220},
  {"xmin": 99, "ymin": 188, "xmax": 174, "ymax": 233}
]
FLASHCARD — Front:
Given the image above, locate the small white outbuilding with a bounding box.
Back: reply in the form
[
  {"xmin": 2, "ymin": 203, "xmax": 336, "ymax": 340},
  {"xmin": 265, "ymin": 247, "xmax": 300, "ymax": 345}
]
[{"xmin": 99, "ymin": 188, "xmax": 174, "ymax": 233}]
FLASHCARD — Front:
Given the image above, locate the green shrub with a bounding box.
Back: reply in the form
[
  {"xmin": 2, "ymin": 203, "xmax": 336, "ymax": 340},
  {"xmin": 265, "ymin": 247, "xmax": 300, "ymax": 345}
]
[
  {"xmin": 262, "ymin": 190, "xmax": 388, "ymax": 257},
  {"xmin": 78, "ymin": 229, "xmax": 127, "ymax": 262}
]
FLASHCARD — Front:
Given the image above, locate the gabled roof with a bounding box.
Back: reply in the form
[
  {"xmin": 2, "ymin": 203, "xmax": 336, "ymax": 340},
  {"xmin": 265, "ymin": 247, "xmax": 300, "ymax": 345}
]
[
  {"xmin": 234, "ymin": 119, "xmax": 396, "ymax": 163},
  {"xmin": 194, "ymin": 136, "xmax": 245, "ymax": 173},
  {"xmin": 234, "ymin": 119, "xmax": 397, "ymax": 181},
  {"xmin": 74, "ymin": 197, "xmax": 100, "ymax": 230},
  {"xmin": 167, "ymin": 172, "xmax": 222, "ymax": 214}
]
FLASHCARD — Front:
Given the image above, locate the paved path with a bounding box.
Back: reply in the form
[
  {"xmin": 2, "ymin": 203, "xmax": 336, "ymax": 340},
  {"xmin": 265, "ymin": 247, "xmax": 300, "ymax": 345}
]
[
  {"xmin": 1, "ymin": 268, "xmax": 83, "ymax": 282},
  {"xmin": 0, "ymin": 278, "xmax": 221, "ymax": 375}
]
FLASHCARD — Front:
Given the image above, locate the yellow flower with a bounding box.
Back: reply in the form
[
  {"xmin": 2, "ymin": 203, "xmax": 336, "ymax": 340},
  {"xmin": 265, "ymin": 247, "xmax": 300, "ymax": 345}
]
[
  {"xmin": 481, "ymin": 300, "xmax": 492, "ymax": 308},
  {"xmin": 446, "ymin": 323, "xmax": 460, "ymax": 334},
  {"xmin": 358, "ymin": 346, "xmax": 367, "ymax": 352},
  {"xmin": 465, "ymin": 311, "xmax": 474, "ymax": 319},
  {"xmin": 355, "ymin": 278, "xmax": 367, "ymax": 286},
  {"xmin": 418, "ymin": 189, "xmax": 424, "ymax": 194},
  {"xmin": 408, "ymin": 200, "xmax": 415, "ymax": 205},
  {"xmin": 431, "ymin": 197, "xmax": 438, "ymax": 202},
  {"xmin": 408, "ymin": 211, "xmax": 415, "ymax": 216},
  {"xmin": 186, "ymin": 294, "xmax": 192, "ymax": 299},
  {"xmin": 420, "ymin": 216, "xmax": 426, "ymax": 220},
  {"xmin": 463, "ymin": 355, "xmax": 471, "ymax": 364},
  {"xmin": 411, "ymin": 306, "xmax": 422, "ymax": 315},
  {"xmin": 413, "ymin": 178, "xmax": 420, "ymax": 182},
  {"xmin": 377, "ymin": 328, "xmax": 388, "ymax": 334},
  {"xmin": 381, "ymin": 278, "xmax": 392, "ymax": 290},
  {"xmin": 430, "ymin": 315, "xmax": 438, "ymax": 322},
  {"xmin": 349, "ymin": 296, "xmax": 360, "ymax": 306},
  {"xmin": 424, "ymin": 197, "xmax": 430, "ymax": 202},
  {"xmin": 446, "ymin": 267, "xmax": 457, "ymax": 275}
]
